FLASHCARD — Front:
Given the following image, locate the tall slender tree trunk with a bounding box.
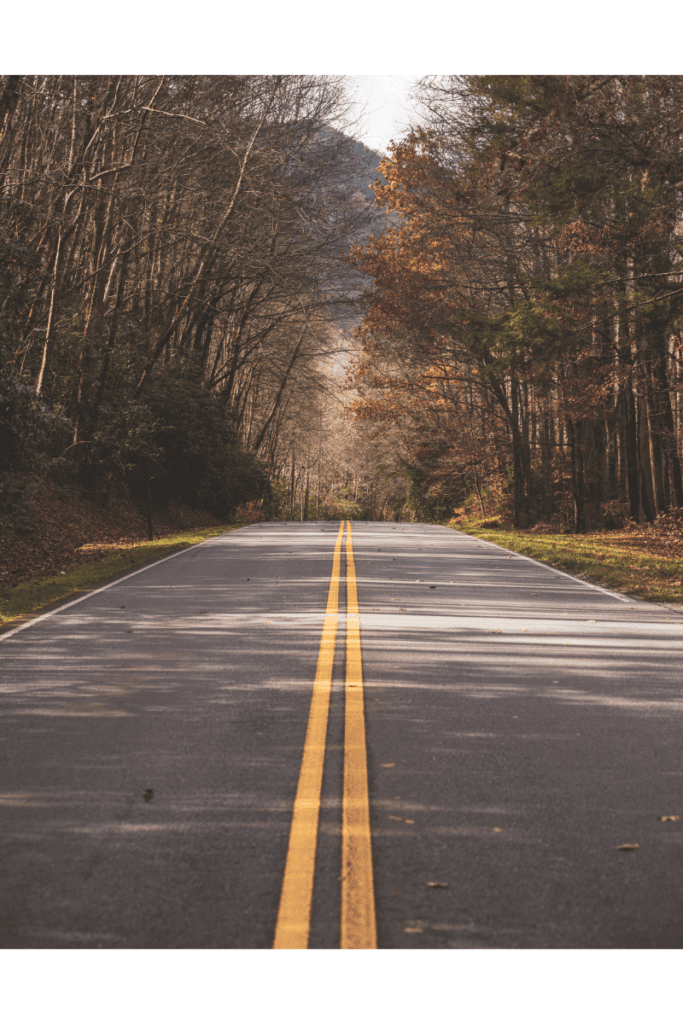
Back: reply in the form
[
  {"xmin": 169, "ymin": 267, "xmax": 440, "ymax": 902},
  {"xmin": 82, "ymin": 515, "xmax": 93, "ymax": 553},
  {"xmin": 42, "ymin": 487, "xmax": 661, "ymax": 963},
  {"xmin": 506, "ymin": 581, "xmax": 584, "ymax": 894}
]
[
  {"xmin": 644, "ymin": 379, "xmax": 663, "ymax": 515},
  {"xmin": 290, "ymin": 453, "xmax": 295, "ymax": 520},
  {"xmin": 510, "ymin": 379, "xmax": 525, "ymax": 527},
  {"xmin": 622, "ymin": 384, "xmax": 640, "ymax": 520},
  {"xmin": 651, "ymin": 331, "xmax": 683, "ymax": 507},
  {"xmin": 35, "ymin": 227, "xmax": 62, "ymax": 395},
  {"xmin": 566, "ymin": 418, "xmax": 586, "ymax": 533}
]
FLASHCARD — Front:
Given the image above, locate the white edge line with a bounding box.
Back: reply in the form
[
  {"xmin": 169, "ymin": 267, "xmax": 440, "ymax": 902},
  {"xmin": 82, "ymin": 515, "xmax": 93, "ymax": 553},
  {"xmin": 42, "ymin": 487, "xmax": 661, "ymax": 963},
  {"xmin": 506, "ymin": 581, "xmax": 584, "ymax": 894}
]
[
  {"xmin": 443, "ymin": 527, "xmax": 634, "ymax": 604},
  {"xmin": 0, "ymin": 525, "xmax": 253, "ymax": 643}
]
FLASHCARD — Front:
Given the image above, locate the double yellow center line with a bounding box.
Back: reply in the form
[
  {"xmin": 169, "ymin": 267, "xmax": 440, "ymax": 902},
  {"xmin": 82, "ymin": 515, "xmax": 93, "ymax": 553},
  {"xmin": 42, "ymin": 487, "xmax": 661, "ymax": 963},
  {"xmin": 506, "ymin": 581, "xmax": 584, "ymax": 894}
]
[{"xmin": 273, "ymin": 521, "xmax": 376, "ymax": 950}]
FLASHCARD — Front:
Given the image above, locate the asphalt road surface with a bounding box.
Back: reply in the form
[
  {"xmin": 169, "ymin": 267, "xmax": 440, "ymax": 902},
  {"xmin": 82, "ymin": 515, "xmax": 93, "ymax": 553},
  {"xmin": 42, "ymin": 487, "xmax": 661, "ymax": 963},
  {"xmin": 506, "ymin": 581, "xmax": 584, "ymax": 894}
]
[{"xmin": 1, "ymin": 521, "xmax": 682, "ymax": 949}]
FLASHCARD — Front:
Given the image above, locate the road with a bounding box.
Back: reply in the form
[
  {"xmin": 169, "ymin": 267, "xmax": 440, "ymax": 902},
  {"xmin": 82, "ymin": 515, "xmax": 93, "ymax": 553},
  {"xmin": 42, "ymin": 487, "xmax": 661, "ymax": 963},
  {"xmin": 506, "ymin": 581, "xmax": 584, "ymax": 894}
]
[{"xmin": 1, "ymin": 521, "xmax": 682, "ymax": 949}]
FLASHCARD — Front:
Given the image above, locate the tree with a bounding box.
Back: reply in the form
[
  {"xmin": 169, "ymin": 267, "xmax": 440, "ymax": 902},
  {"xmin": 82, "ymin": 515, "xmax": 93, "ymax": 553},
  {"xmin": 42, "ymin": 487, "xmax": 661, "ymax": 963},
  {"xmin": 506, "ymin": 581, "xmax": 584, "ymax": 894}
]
[
  {"xmin": 0, "ymin": 75, "xmax": 380, "ymax": 520},
  {"xmin": 350, "ymin": 76, "xmax": 683, "ymax": 530}
]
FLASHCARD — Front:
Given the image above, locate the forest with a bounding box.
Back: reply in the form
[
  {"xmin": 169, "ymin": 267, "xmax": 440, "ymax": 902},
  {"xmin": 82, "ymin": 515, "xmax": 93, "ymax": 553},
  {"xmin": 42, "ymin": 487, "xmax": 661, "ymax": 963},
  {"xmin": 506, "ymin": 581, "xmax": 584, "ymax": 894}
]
[
  {"xmin": 0, "ymin": 73, "xmax": 395, "ymax": 540},
  {"xmin": 3, "ymin": 74, "xmax": 683, "ymax": 546},
  {"xmin": 352, "ymin": 75, "xmax": 683, "ymax": 531}
]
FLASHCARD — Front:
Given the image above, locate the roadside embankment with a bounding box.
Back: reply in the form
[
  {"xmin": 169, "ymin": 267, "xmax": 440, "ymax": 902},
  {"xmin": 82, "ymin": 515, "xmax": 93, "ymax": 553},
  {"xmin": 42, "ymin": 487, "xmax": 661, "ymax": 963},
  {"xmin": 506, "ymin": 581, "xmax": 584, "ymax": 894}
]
[
  {"xmin": 446, "ymin": 517, "xmax": 683, "ymax": 607},
  {"xmin": 0, "ymin": 478, "xmax": 240, "ymax": 626},
  {"xmin": 0, "ymin": 525, "xmax": 242, "ymax": 629}
]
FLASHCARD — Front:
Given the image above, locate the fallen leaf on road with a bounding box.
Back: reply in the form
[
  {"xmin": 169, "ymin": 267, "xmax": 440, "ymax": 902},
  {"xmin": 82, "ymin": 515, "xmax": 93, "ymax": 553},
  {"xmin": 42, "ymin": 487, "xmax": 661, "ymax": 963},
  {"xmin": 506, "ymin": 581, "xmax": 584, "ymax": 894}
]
[
  {"xmin": 381, "ymin": 763, "xmax": 395, "ymax": 767},
  {"xmin": 617, "ymin": 844, "xmax": 640, "ymax": 851},
  {"xmin": 658, "ymin": 815, "xmax": 680, "ymax": 822},
  {"xmin": 404, "ymin": 927, "xmax": 423, "ymax": 933},
  {"xmin": 492, "ymin": 827, "xmax": 503, "ymax": 832},
  {"xmin": 426, "ymin": 881, "xmax": 448, "ymax": 888}
]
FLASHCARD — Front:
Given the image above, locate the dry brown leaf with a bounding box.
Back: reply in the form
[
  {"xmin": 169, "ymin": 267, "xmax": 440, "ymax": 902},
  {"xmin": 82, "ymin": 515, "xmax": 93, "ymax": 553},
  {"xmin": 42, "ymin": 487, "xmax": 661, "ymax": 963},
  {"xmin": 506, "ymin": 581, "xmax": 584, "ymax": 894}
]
[
  {"xmin": 658, "ymin": 815, "xmax": 680, "ymax": 822},
  {"xmin": 426, "ymin": 881, "xmax": 448, "ymax": 888},
  {"xmin": 381, "ymin": 763, "xmax": 395, "ymax": 768},
  {"xmin": 617, "ymin": 843, "xmax": 640, "ymax": 851},
  {"xmin": 492, "ymin": 827, "xmax": 503, "ymax": 832}
]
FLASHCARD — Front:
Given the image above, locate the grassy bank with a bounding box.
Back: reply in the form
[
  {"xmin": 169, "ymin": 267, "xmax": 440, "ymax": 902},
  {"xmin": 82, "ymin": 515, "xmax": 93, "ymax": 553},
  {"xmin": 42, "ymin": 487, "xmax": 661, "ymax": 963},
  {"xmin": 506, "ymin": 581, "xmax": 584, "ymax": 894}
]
[
  {"xmin": 0, "ymin": 525, "xmax": 240, "ymax": 627},
  {"xmin": 446, "ymin": 517, "xmax": 683, "ymax": 606}
]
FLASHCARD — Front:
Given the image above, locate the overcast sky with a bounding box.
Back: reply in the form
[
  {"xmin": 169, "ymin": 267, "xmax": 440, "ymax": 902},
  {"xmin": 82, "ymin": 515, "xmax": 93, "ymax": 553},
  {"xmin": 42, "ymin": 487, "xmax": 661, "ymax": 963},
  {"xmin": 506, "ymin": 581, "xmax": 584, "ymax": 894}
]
[{"xmin": 345, "ymin": 76, "xmax": 421, "ymax": 156}]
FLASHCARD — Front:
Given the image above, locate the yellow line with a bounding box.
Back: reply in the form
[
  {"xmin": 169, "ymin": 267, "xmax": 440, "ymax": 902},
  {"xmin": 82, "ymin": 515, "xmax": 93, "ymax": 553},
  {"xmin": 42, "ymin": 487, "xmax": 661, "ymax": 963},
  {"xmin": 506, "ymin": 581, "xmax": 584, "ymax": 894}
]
[
  {"xmin": 341, "ymin": 520, "xmax": 377, "ymax": 949},
  {"xmin": 273, "ymin": 521, "xmax": 345, "ymax": 949}
]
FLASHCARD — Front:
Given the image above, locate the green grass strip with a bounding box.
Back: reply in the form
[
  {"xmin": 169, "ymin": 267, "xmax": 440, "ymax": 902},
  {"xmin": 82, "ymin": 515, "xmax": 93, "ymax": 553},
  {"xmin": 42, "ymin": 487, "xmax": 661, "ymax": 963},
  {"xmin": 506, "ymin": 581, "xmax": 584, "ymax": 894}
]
[
  {"xmin": 446, "ymin": 522, "xmax": 683, "ymax": 605},
  {"xmin": 0, "ymin": 524, "xmax": 241, "ymax": 626}
]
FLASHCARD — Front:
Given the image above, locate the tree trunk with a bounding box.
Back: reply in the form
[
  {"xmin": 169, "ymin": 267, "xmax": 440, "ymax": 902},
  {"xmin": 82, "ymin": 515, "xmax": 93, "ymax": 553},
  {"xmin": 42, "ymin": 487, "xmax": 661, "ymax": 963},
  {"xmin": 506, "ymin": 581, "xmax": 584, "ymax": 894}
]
[
  {"xmin": 290, "ymin": 454, "xmax": 295, "ymax": 520},
  {"xmin": 566, "ymin": 418, "xmax": 586, "ymax": 533}
]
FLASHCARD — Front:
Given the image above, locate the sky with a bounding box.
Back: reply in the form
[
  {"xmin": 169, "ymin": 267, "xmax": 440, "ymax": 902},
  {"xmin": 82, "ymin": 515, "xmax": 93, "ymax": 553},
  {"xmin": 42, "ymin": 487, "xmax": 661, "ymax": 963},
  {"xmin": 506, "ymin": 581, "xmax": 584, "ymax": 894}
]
[{"xmin": 345, "ymin": 76, "xmax": 422, "ymax": 156}]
